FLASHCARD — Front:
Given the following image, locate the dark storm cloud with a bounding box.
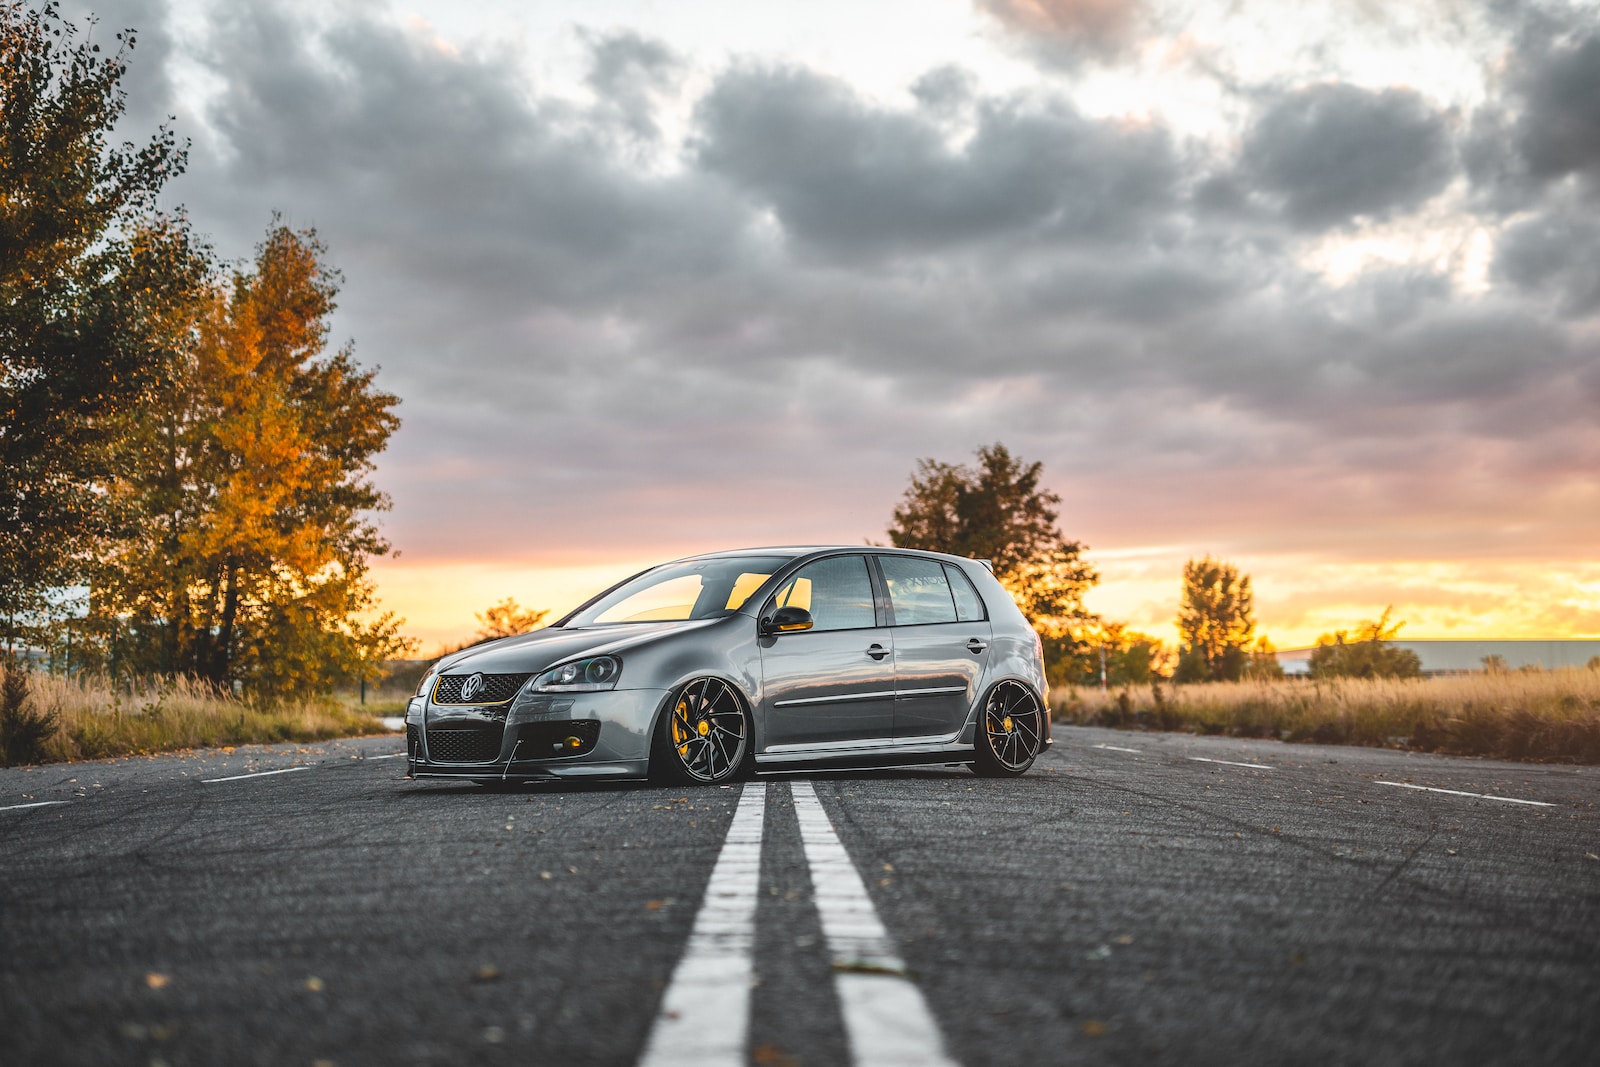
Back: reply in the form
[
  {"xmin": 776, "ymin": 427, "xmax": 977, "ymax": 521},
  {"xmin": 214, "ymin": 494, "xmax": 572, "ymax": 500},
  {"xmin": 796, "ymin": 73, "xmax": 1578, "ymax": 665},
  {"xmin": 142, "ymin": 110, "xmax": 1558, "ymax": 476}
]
[
  {"xmin": 70, "ymin": 0, "xmax": 1600, "ymax": 565},
  {"xmin": 1466, "ymin": 8, "xmax": 1600, "ymax": 210},
  {"xmin": 1238, "ymin": 83, "xmax": 1456, "ymax": 230},
  {"xmin": 1495, "ymin": 200, "xmax": 1600, "ymax": 316},
  {"xmin": 1506, "ymin": 25, "xmax": 1600, "ymax": 186},
  {"xmin": 695, "ymin": 65, "xmax": 1178, "ymax": 256}
]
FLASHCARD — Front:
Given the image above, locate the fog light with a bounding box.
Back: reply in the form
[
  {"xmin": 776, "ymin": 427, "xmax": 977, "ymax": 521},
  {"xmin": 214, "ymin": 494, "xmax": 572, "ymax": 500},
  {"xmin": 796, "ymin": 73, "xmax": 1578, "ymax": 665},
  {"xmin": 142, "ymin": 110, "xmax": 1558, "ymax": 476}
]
[{"xmin": 564, "ymin": 735, "xmax": 583, "ymax": 750}]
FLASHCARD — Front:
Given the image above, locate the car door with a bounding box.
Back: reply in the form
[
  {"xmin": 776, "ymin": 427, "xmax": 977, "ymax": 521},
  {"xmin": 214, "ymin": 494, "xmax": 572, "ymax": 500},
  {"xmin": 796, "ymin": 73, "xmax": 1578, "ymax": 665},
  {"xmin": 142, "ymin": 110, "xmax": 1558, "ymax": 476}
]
[
  {"xmin": 876, "ymin": 555, "xmax": 993, "ymax": 740},
  {"xmin": 758, "ymin": 554, "xmax": 897, "ymax": 749}
]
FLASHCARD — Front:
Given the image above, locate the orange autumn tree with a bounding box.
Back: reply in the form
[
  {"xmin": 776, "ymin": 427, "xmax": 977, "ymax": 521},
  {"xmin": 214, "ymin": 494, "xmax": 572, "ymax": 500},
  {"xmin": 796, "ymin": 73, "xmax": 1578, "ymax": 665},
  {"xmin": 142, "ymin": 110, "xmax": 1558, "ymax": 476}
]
[{"xmin": 93, "ymin": 220, "xmax": 412, "ymax": 693}]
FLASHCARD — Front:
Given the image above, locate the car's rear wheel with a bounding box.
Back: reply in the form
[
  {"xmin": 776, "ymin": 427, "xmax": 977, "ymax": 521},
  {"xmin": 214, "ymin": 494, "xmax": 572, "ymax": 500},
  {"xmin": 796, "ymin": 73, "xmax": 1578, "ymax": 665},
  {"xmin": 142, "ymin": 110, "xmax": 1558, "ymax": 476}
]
[
  {"xmin": 651, "ymin": 677, "xmax": 753, "ymax": 785},
  {"xmin": 971, "ymin": 680, "xmax": 1044, "ymax": 778}
]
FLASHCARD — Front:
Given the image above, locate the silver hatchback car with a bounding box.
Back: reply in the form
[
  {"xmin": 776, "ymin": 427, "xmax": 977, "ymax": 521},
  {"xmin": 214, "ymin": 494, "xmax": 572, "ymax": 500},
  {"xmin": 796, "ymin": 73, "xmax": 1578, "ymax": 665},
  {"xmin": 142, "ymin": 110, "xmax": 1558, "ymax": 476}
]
[{"xmin": 405, "ymin": 546, "xmax": 1049, "ymax": 785}]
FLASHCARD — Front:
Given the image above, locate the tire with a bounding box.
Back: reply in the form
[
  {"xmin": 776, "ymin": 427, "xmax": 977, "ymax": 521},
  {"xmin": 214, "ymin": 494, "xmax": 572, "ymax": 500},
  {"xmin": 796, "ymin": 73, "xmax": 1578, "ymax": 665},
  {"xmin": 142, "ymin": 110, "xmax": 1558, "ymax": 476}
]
[
  {"xmin": 970, "ymin": 680, "xmax": 1044, "ymax": 778},
  {"xmin": 650, "ymin": 677, "xmax": 754, "ymax": 785}
]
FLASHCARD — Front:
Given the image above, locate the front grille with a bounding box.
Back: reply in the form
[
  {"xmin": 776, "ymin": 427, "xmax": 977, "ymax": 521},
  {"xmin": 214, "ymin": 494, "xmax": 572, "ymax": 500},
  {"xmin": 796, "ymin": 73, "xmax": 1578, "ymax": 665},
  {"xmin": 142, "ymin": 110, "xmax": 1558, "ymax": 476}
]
[
  {"xmin": 512, "ymin": 720, "xmax": 601, "ymax": 759},
  {"xmin": 426, "ymin": 723, "xmax": 506, "ymax": 763},
  {"xmin": 433, "ymin": 673, "xmax": 533, "ymax": 706}
]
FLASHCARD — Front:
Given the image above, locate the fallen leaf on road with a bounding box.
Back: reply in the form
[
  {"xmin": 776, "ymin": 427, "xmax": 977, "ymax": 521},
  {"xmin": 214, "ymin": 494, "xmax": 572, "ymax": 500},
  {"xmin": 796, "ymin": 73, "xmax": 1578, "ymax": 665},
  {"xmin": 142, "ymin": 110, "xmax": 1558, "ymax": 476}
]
[
  {"xmin": 1082, "ymin": 1020, "xmax": 1106, "ymax": 1037},
  {"xmin": 753, "ymin": 1043, "xmax": 798, "ymax": 1066},
  {"xmin": 144, "ymin": 973, "xmax": 170, "ymax": 990},
  {"xmin": 646, "ymin": 900, "xmax": 663, "ymax": 911},
  {"xmin": 540, "ymin": 871, "xmax": 552, "ymax": 880},
  {"xmin": 1585, "ymin": 853, "xmax": 1599, "ymax": 861},
  {"xmin": 1114, "ymin": 935, "xmax": 1134, "ymax": 945},
  {"xmin": 474, "ymin": 965, "xmax": 500, "ymax": 982},
  {"xmin": 832, "ymin": 960, "xmax": 906, "ymax": 977},
  {"xmin": 304, "ymin": 977, "xmax": 324, "ymax": 992}
]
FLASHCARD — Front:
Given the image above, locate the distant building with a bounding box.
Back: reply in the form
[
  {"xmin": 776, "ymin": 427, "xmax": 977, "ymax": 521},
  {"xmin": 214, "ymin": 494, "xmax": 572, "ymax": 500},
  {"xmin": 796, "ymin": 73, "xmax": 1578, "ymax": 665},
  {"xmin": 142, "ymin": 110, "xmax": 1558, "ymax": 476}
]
[{"xmin": 1276, "ymin": 640, "xmax": 1600, "ymax": 677}]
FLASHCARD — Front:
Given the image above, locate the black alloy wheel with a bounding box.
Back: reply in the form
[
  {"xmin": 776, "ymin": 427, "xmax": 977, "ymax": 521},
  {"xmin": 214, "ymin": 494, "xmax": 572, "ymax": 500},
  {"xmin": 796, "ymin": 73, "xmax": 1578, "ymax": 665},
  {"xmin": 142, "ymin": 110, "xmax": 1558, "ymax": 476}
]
[
  {"xmin": 652, "ymin": 677, "xmax": 753, "ymax": 784},
  {"xmin": 971, "ymin": 680, "xmax": 1043, "ymax": 778}
]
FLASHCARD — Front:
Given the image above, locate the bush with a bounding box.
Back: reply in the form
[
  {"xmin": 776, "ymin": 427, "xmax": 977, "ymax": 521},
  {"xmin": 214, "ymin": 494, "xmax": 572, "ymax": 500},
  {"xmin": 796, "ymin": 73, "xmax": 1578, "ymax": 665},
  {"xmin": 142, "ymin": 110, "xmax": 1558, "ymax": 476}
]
[{"xmin": 0, "ymin": 662, "xmax": 60, "ymax": 767}]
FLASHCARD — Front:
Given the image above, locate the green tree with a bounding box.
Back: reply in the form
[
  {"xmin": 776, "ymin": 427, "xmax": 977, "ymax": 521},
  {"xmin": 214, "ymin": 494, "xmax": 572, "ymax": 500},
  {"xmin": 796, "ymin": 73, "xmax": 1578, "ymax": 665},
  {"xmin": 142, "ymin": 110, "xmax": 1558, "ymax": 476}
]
[
  {"xmin": 887, "ymin": 443, "xmax": 1098, "ymax": 679},
  {"xmin": 91, "ymin": 221, "xmax": 412, "ymax": 694},
  {"xmin": 1, "ymin": 2, "xmax": 192, "ymax": 649},
  {"xmin": 1307, "ymin": 607, "xmax": 1422, "ymax": 680},
  {"xmin": 1174, "ymin": 557, "xmax": 1255, "ymax": 682}
]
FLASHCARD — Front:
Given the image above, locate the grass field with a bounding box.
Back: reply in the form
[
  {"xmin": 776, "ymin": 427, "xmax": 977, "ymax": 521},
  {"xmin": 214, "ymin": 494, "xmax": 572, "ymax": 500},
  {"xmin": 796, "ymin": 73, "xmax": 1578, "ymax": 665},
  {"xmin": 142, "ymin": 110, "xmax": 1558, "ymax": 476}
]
[
  {"xmin": 1053, "ymin": 669, "xmax": 1600, "ymax": 763},
  {"xmin": 0, "ymin": 665, "xmax": 394, "ymax": 767}
]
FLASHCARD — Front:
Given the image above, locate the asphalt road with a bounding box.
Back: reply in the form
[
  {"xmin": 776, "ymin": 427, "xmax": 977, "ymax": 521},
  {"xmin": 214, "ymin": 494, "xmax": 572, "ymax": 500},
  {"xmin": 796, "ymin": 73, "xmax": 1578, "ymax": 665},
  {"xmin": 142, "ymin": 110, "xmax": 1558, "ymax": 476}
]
[{"xmin": 3, "ymin": 726, "xmax": 1598, "ymax": 1066}]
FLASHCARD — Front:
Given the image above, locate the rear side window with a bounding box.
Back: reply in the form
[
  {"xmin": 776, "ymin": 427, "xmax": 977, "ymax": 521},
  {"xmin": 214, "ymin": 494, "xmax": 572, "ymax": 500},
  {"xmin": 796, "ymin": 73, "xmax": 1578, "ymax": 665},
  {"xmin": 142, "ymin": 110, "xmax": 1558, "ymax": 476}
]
[
  {"xmin": 943, "ymin": 563, "xmax": 987, "ymax": 622},
  {"xmin": 878, "ymin": 555, "xmax": 958, "ymax": 626}
]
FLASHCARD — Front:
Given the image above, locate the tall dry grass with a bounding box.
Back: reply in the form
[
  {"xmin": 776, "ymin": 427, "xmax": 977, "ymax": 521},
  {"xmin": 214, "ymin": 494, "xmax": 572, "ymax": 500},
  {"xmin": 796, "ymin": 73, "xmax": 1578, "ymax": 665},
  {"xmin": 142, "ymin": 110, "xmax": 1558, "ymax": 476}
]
[
  {"xmin": 1053, "ymin": 669, "xmax": 1600, "ymax": 763},
  {"xmin": 0, "ymin": 663, "xmax": 392, "ymax": 766}
]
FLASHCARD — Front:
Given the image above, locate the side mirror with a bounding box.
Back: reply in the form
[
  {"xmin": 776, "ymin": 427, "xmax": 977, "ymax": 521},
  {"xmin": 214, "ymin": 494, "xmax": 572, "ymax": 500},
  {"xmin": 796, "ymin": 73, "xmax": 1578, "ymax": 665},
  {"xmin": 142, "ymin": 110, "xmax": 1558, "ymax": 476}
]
[{"xmin": 761, "ymin": 606, "xmax": 814, "ymax": 634}]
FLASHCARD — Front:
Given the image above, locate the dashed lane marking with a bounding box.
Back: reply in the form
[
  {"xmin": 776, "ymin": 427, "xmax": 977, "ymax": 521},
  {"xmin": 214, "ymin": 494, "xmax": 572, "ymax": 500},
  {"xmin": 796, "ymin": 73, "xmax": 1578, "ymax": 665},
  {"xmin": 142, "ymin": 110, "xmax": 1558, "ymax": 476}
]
[
  {"xmin": 793, "ymin": 781, "xmax": 960, "ymax": 1067},
  {"xmin": 201, "ymin": 766, "xmax": 312, "ymax": 784},
  {"xmin": 1188, "ymin": 757, "xmax": 1273, "ymax": 770},
  {"xmin": 638, "ymin": 781, "xmax": 767, "ymax": 1067},
  {"xmin": 1094, "ymin": 743, "xmax": 1143, "ymax": 753},
  {"xmin": 1374, "ymin": 781, "xmax": 1554, "ymax": 807},
  {"xmin": 0, "ymin": 800, "xmax": 68, "ymax": 812}
]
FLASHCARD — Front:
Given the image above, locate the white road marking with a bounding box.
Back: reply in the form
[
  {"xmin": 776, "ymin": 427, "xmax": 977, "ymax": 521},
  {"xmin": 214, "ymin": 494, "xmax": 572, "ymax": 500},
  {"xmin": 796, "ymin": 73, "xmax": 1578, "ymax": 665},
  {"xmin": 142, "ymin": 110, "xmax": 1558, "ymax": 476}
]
[
  {"xmin": 1094, "ymin": 743, "xmax": 1143, "ymax": 753},
  {"xmin": 365, "ymin": 753, "xmax": 405, "ymax": 760},
  {"xmin": 0, "ymin": 800, "xmax": 67, "ymax": 812},
  {"xmin": 200, "ymin": 766, "xmax": 311, "ymax": 784},
  {"xmin": 379, "ymin": 716, "xmax": 405, "ymax": 730},
  {"xmin": 1374, "ymin": 781, "xmax": 1554, "ymax": 807},
  {"xmin": 793, "ymin": 781, "xmax": 960, "ymax": 1067},
  {"xmin": 638, "ymin": 781, "xmax": 767, "ymax": 1067},
  {"xmin": 1188, "ymin": 757, "xmax": 1272, "ymax": 770}
]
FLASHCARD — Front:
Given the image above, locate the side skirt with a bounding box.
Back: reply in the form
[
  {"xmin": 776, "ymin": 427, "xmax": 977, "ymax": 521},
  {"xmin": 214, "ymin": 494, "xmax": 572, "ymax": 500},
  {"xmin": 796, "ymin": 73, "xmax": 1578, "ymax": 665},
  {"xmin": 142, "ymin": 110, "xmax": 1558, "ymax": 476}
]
[{"xmin": 754, "ymin": 744, "xmax": 976, "ymax": 775}]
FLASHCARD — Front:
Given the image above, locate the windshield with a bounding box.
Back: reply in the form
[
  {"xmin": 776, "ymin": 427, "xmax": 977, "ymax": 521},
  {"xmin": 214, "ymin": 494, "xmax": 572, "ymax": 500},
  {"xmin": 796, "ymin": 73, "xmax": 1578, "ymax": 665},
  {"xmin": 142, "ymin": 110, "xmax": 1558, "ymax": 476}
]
[{"xmin": 566, "ymin": 556, "xmax": 791, "ymax": 627}]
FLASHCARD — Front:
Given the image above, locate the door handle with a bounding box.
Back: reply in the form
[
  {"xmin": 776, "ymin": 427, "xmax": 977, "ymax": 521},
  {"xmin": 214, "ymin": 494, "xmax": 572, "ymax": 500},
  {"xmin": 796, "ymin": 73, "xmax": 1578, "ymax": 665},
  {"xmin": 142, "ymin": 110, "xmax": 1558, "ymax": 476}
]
[
  {"xmin": 865, "ymin": 644, "xmax": 891, "ymax": 660},
  {"xmin": 966, "ymin": 639, "xmax": 988, "ymax": 654}
]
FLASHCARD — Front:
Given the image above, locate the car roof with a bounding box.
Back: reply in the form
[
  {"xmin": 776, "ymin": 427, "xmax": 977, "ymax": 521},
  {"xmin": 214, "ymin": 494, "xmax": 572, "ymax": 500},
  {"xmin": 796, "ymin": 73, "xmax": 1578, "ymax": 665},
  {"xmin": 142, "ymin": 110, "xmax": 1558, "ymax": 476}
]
[{"xmin": 672, "ymin": 545, "xmax": 987, "ymax": 568}]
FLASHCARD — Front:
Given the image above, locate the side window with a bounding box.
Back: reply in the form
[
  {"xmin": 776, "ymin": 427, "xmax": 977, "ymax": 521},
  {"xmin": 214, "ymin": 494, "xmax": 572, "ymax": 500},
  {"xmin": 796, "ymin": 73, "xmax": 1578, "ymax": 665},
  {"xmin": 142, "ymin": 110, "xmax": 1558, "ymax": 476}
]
[
  {"xmin": 769, "ymin": 556, "xmax": 876, "ymax": 632},
  {"xmin": 944, "ymin": 563, "xmax": 987, "ymax": 622},
  {"xmin": 878, "ymin": 555, "xmax": 958, "ymax": 626}
]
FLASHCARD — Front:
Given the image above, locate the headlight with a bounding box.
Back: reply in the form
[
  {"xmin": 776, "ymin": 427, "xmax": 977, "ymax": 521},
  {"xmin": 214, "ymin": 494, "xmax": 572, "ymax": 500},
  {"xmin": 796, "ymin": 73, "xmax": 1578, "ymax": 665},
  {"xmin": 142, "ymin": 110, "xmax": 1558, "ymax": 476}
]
[
  {"xmin": 416, "ymin": 668, "xmax": 439, "ymax": 698},
  {"xmin": 527, "ymin": 655, "xmax": 622, "ymax": 693}
]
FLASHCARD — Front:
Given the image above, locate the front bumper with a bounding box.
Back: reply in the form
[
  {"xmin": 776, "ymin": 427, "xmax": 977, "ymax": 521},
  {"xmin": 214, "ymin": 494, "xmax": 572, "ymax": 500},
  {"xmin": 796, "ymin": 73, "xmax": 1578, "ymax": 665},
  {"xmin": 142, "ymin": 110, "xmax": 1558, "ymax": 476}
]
[{"xmin": 406, "ymin": 688, "xmax": 665, "ymax": 781}]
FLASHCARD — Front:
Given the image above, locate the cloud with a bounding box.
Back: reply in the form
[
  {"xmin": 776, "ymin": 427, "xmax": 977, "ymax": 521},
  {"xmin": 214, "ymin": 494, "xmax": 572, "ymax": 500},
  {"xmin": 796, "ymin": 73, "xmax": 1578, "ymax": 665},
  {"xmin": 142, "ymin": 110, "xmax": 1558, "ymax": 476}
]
[
  {"xmin": 1466, "ymin": 10, "xmax": 1600, "ymax": 210},
  {"xmin": 1237, "ymin": 83, "xmax": 1456, "ymax": 230},
  {"xmin": 974, "ymin": 0, "xmax": 1146, "ymax": 60},
  {"xmin": 1506, "ymin": 25, "xmax": 1600, "ymax": 187},
  {"xmin": 1495, "ymin": 198, "xmax": 1600, "ymax": 316},
  {"xmin": 694, "ymin": 65, "xmax": 1178, "ymax": 257}
]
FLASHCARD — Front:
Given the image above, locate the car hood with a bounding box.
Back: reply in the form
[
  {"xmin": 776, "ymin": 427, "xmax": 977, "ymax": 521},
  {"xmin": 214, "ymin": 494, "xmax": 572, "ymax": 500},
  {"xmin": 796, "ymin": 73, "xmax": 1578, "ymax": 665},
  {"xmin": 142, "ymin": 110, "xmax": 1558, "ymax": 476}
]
[{"xmin": 433, "ymin": 620, "xmax": 721, "ymax": 676}]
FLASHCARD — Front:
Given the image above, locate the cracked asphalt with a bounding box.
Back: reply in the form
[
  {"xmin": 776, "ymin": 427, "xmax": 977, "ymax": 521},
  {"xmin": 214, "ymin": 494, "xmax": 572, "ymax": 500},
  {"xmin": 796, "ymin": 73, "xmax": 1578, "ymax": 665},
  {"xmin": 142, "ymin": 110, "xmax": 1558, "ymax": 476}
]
[{"xmin": 2, "ymin": 725, "xmax": 1597, "ymax": 1066}]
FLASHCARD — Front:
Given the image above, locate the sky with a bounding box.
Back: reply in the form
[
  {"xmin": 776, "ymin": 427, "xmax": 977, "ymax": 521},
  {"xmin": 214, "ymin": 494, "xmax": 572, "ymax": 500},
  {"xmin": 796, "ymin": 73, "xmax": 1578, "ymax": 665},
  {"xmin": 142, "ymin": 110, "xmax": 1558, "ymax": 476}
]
[{"xmin": 60, "ymin": 0, "xmax": 1600, "ymax": 653}]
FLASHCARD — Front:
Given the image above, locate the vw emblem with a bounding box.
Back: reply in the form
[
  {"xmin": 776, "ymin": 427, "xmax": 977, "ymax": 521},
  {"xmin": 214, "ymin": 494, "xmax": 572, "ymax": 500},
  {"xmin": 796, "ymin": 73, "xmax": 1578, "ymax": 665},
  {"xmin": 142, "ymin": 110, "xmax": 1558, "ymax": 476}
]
[{"xmin": 460, "ymin": 673, "xmax": 486, "ymax": 702}]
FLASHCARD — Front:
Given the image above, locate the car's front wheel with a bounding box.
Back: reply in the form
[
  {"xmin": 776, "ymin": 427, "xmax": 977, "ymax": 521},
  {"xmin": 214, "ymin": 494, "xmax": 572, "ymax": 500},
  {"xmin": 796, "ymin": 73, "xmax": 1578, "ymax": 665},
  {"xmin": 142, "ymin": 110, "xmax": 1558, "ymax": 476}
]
[
  {"xmin": 971, "ymin": 680, "xmax": 1044, "ymax": 778},
  {"xmin": 651, "ymin": 677, "xmax": 753, "ymax": 785}
]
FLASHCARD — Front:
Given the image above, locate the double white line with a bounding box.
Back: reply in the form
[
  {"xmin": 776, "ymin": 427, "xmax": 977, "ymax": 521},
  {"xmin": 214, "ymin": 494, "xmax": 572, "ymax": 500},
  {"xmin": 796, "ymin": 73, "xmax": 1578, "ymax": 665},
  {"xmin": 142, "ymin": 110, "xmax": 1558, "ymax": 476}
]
[{"xmin": 639, "ymin": 780, "xmax": 957, "ymax": 1067}]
